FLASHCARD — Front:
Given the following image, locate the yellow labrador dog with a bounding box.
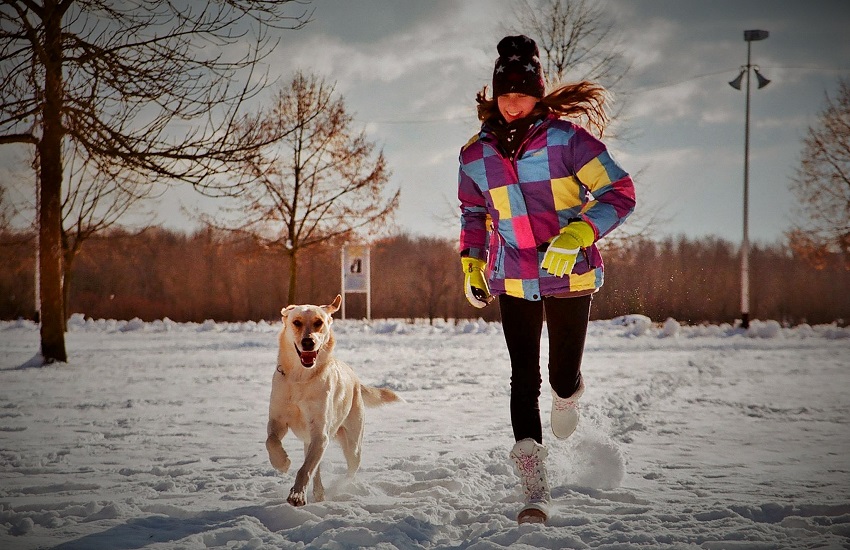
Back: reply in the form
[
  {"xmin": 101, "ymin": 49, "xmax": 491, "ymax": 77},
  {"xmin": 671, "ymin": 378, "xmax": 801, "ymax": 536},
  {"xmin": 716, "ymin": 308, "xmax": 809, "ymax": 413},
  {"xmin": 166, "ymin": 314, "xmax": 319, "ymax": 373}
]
[{"xmin": 266, "ymin": 295, "xmax": 400, "ymax": 506}]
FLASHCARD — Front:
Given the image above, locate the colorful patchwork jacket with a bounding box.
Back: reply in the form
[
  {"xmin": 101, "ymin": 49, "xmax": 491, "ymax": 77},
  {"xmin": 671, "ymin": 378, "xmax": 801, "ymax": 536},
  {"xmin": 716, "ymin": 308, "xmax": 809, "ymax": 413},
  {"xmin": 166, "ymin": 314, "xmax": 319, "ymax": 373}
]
[{"xmin": 458, "ymin": 114, "xmax": 636, "ymax": 301}]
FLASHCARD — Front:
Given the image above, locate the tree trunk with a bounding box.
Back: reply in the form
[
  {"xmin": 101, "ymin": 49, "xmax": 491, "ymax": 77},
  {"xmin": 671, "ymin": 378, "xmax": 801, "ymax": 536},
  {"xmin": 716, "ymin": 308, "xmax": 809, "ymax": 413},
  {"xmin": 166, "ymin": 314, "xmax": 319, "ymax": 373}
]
[
  {"xmin": 38, "ymin": 0, "xmax": 68, "ymax": 363},
  {"xmin": 287, "ymin": 249, "xmax": 298, "ymax": 305}
]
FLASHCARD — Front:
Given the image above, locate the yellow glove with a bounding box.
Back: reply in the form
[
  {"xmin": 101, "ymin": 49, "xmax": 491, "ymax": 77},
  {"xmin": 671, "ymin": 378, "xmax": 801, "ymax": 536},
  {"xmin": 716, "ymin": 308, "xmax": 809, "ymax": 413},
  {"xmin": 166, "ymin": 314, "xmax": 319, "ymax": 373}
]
[
  {"xmin": 541, "ymin": 221, "xmax": 595, "ymax": 277},
  {"xmin": 461, "ymin": 256, "xmax": 492, "ymax": 308}
]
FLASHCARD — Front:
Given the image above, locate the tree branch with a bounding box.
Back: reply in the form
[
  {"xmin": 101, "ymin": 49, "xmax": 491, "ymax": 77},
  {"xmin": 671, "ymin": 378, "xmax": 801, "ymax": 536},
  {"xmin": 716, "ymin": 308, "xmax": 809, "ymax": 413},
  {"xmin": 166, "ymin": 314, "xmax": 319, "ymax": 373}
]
[{"xmin": 0, "ymin": 132, "xmax": 37, "ymax": 144}]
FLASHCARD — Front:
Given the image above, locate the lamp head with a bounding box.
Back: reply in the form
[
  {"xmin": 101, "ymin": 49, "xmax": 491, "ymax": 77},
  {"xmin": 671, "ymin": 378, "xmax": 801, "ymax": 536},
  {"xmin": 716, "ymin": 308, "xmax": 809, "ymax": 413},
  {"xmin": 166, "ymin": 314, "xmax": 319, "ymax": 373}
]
[
  {"xmin": 728, "ymin": 69, "xmax": 745, "ymax": 90},
  {"xmin": 754, "ymin": 67, "xmax": 771, "ymax": 89},
  {"xmin": 744, "ymin": 29, "xmax": 769, "ymax": 41}
]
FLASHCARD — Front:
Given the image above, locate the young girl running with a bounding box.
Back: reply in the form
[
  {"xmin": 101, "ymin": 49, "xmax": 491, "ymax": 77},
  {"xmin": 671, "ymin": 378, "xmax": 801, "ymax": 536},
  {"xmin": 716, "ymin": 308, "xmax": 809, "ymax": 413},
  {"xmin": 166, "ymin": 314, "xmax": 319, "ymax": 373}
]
[{"xmin": 457, "ymin": 34, "xmax": 635, "ymax": 524}]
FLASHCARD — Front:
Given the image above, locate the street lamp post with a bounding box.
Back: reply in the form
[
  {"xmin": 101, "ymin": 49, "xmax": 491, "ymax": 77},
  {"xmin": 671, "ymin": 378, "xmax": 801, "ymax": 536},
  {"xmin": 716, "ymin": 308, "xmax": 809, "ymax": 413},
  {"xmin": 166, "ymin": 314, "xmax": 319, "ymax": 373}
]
[{"xmin": 729, "ymin": 29, "xmax": 769, "ymax": 329}]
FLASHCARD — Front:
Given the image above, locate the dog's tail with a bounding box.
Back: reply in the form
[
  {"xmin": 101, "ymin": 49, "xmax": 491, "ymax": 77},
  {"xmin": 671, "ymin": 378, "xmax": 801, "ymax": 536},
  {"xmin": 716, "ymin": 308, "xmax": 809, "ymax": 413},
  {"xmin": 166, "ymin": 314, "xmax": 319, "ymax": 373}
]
[{"xmin": 361, "ymin": 385, "xmax": 402, "ymax": 407}]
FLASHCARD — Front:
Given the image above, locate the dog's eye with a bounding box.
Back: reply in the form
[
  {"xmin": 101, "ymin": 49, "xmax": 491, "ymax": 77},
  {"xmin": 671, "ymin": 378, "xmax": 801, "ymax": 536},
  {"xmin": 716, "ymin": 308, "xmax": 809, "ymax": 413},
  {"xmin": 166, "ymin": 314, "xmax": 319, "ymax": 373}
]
[
  {"xmin": 313, "ymin": 320, "xmax": 323, "ymax": 329},
  {"xmin": 293, "ymin": 320, "xmax": 302, "ymax": 328}
]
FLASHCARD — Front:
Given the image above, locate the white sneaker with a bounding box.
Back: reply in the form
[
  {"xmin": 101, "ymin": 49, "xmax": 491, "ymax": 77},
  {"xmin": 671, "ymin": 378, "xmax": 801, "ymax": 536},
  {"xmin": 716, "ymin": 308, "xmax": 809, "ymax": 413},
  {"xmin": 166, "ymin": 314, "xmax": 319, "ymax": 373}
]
[
  {"xmin": 509, "ymin": 438, "xmax": 550, "ymax": 524},
  {"xmin": 551, "ymin": 378, "xmax": 584, "ymax": 439}
]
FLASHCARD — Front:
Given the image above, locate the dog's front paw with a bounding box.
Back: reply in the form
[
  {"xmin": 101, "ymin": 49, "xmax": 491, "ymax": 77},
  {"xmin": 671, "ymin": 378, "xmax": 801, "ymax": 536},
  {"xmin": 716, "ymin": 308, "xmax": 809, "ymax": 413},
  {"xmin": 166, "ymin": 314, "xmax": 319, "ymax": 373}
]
[
  {"xmin": 266, "ymin": 438, "xmax": 291, "ymax": 473},
  {"xmin": 287, "ymin": 487, "xmax": 306, "ymax": 507},
  {"xmin": 269, "ymin": 454, "xmax": 291, "ymax": 473}
]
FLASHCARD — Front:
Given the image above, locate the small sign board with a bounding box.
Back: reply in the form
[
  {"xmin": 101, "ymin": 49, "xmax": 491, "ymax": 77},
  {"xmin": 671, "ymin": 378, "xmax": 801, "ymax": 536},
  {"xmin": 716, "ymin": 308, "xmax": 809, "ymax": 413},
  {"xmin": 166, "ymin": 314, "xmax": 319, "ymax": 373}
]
[{"xmin": 341, "ymin": 245, "xmax": 371, "ymax": 319}]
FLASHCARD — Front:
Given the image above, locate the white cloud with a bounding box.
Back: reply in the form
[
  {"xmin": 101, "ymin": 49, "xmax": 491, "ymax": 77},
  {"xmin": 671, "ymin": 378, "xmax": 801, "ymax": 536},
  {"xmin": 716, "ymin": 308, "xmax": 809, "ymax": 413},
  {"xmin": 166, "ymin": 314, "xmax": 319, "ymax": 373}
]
[
  {"xmin": 617, "ymin": 17, "xmax": 676, "ymax": 72},
  {"xmin": 630, "ymin": 80, "xmax": 706, "ymax": 121}
]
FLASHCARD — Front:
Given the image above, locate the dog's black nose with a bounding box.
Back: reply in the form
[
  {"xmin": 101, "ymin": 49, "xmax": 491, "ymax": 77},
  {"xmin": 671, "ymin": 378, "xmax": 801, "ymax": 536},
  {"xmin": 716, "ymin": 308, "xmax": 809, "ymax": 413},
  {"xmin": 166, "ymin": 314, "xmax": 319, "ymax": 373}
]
[{"xmin": 300, "ymin": 337, "xmax": 314, "ymax": 351}]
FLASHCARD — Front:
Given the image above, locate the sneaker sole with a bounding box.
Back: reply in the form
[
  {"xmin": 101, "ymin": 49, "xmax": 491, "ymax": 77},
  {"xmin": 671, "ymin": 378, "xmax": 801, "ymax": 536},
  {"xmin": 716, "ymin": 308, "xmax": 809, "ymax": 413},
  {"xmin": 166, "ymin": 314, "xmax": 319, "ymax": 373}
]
[{"xmin": 518, "ymin": 508, "xmax": 547, "ymax": 524}]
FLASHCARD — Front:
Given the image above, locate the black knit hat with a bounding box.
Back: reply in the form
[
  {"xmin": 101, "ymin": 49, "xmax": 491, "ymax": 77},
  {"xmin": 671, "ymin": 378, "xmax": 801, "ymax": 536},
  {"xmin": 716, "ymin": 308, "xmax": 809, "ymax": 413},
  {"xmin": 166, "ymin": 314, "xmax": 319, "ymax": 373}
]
[{"xmin": 492, "ymin": 35, "xmax": 545, "ymax": 98}]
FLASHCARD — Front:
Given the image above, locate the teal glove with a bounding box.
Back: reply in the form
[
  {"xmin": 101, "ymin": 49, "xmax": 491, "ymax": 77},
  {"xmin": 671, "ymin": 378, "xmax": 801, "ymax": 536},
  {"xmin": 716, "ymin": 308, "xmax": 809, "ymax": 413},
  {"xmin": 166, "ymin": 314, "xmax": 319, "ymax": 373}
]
[
  {"xmin": 541, "ymin": 221, "xmax": 595, "ymax": 277},
  {"xmin": 461, "ymin": 256, "xmax": 492, "ymax": 308}
]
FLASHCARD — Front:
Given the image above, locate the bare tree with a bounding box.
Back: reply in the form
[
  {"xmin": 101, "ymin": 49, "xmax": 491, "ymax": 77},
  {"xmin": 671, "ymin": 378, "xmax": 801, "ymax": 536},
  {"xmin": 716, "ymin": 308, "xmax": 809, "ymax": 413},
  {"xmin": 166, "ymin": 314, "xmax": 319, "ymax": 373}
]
[
  {"xmin": 510, "ymin": 0, "xmax": 630, "ymax": 93},
  {"xmin": 1, "ymin": 139, "xmax": 151, "ymax": 327},
  {"xmin": 0, "ymin": 187, "xmax": 12, "ymax": 233},
  {"xmin": 206, "ymin": 71, "xmax": 399, "ymax": 305},
  {"xmin": 412, "ymin": 237, "xmax": 455, "ymax": 325},
  {"xmin": 59, "ymin": 139, "xmax": 157, "ymax": 328},
  {"xmin": 0, "ymin": 0, "xmax": 310, "ymax": 363},
  {"xmin": 787, "ymin": 78, "xmax": 850, "ymax": 269}
]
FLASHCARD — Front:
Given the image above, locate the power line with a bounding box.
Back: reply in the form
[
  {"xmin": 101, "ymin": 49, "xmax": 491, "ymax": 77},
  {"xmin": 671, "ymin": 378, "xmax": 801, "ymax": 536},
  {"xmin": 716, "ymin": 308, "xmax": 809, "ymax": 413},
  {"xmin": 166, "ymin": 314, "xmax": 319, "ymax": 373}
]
[
  {"xmin": 763, "ymin": 64, "xmax": 850, "ymax": 73},
  {"xmin": 630, "ymin": 69, "xmax": 734, "ymax": 94},
  {"xmin": 354, "ymin": 115, "xmax": 477, "ymax": 125},
  {"xmin": 631, "ymin": 65, "xmax": 850, "ymax": 95},
  {"xmin": 354, "ymin": 65, "xmax": 850, "ymax": 126}
]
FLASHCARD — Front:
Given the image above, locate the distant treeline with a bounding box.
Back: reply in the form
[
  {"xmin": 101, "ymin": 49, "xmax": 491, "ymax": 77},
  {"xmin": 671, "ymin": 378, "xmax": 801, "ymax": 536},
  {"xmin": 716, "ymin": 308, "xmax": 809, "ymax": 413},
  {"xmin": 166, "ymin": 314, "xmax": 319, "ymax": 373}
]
[{"xmin": 1, "ymin": 227, "xmax": 848, "ymax": 325}]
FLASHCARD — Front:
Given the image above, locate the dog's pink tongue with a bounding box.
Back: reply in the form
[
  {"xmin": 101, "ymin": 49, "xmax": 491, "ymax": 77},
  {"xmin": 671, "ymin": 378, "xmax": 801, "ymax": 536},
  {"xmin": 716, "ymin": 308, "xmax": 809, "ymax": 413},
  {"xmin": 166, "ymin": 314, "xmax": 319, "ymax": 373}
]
[{"xmin": 299, "ymin": 351, "xmax": 318, "ymax": 366}]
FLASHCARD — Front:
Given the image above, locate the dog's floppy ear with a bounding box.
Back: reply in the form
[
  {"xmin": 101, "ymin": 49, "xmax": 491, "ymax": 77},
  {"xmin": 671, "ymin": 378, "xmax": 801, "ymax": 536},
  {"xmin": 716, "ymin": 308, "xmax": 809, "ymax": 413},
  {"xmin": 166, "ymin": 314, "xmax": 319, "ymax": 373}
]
[
  {"xmin": 323, "ymin": 295, "xmax": 342, "ymax": 315},
  {"xmin": 281, "ymin": 304, "xmax": 296, "ymax": 321}
]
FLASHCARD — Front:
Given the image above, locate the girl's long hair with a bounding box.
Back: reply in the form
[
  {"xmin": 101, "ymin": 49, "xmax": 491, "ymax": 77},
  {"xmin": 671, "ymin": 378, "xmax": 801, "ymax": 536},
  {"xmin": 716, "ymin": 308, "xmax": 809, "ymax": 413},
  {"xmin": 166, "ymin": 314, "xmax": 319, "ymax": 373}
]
[{"xmin": 476, "ymin": 81, "xmax": 610, "ymax": 137}]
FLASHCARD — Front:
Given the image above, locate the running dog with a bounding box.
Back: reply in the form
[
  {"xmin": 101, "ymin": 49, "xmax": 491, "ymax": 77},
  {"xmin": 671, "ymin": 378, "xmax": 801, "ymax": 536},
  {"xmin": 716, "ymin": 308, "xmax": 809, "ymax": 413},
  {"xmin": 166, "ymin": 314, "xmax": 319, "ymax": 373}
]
[{"xmin": 266, "ymin": 295, "xmax": 400, "ymax": 506}]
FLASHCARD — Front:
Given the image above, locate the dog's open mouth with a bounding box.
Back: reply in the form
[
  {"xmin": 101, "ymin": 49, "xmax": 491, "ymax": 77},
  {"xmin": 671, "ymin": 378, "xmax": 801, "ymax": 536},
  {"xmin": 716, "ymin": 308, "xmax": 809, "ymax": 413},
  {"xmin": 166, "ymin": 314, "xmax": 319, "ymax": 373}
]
[{"xmin": 295, "ymin": 344, "xmax": 318, "ymax": 367}]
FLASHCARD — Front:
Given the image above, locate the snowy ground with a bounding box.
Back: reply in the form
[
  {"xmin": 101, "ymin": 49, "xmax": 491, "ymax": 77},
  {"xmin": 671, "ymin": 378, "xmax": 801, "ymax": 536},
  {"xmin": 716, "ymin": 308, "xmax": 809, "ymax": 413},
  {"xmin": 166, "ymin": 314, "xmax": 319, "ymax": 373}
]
[{"xmin": 1, "ymin": 313, "xmax": 849, "ymax": 550}]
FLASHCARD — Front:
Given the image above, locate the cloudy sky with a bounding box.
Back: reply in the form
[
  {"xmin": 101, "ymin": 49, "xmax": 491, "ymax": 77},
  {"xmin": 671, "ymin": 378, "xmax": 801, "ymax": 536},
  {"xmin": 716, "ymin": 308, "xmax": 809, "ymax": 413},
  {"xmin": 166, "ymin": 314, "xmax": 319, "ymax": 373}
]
[{"xmin": 5, "ymin": 0, "xmax": 850, "ymax": 245}]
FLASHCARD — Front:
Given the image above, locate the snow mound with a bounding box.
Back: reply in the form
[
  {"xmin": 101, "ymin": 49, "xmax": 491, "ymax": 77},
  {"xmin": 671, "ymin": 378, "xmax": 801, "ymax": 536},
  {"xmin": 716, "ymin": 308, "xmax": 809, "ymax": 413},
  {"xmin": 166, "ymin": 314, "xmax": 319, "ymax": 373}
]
[
  {"xmin": 118, "ymin": 317, "xmax": 146, "ymax": 332},
  {"xmin": 746, "ymin": 319, "xmax": 783, "ymax": 339},
  {"xmin": 660, "ymin": 317, "xmax": 680, "ymax": 338},
  {"xmin": 198, "ymin": 319, "xmax": 218, "ymax": 332},
  {"xmin": 456, "ymin": 318, "xmax": 500, "ymax": 335},
  {"xmin": 371, "ymin": 320, "xmax": 414, "ymax": 334},
  {"xmin": 612, "ymin": 314, "xmax": 653, "ymax": 336}
]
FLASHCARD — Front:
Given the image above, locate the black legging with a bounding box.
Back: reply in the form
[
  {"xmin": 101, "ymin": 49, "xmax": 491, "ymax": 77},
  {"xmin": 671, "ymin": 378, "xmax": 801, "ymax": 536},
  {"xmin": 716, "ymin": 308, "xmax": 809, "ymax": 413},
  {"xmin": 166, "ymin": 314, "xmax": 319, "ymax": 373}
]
[{"xmin": 499, "ymin": 293, "xmax": 592, "ymax": 444}]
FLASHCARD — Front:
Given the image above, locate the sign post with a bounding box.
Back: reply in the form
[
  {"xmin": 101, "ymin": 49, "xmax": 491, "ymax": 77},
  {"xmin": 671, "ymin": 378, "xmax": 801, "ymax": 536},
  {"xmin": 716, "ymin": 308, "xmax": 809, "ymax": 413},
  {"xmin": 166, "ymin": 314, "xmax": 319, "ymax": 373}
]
[{"xmin": 340, "ymin": 245, "xmax": 370, "ymax": 320}]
